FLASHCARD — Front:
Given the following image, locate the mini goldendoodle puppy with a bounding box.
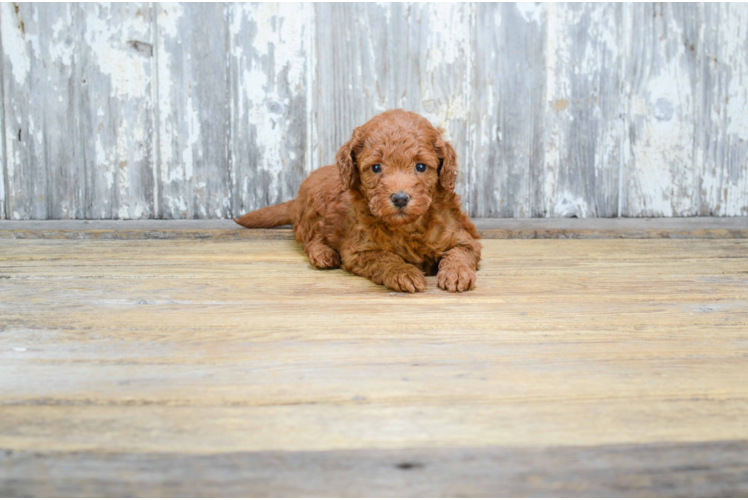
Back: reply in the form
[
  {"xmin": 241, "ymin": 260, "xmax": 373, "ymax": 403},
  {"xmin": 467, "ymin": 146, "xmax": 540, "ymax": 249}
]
[{"xmin": 234, "ymin": 109, "xmax": 481, "ymax": 293}]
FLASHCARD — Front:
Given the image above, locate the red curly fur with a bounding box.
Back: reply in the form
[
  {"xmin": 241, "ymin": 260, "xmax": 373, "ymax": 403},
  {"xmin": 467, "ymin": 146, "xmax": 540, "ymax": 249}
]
[{"xmin": 234, "ymin": 110, "xmax": 481, "ymax": 293}]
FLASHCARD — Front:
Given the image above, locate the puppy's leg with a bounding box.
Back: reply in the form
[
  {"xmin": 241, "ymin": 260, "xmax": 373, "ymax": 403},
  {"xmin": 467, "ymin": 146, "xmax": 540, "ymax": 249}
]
[
  {"xmin": 438, "ymin": 233, "xmax": 481, "ymax": 293},
  {"xmin": 305, "ymin": 240, "xmax": 341, "ymax": 269},
  {"xmin": 341, "ymin": 249, "xmax": 426, "ymax": 293}
]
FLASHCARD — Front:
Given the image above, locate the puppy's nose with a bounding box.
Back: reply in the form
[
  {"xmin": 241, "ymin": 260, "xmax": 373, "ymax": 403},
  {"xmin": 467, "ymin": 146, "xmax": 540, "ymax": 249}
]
[{"xmin": 390, "ymin": 192, "xmax": 410, "ymax": 208}]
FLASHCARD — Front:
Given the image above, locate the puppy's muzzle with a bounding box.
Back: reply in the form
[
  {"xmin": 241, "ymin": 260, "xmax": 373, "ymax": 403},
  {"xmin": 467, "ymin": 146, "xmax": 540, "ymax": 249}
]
[{"xmin": 390, "ymin": 192, "xmax": 410, "ymax": 208}]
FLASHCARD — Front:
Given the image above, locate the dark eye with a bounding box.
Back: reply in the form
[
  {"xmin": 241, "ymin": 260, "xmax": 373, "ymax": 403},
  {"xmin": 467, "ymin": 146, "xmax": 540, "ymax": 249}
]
[
  {"xmin": 371, "ymin": 164, "xmax": 381, "ymax": 173},
  {"xmin": 415, "ymin": 163, "xmax": 427, "ymax": 173}
]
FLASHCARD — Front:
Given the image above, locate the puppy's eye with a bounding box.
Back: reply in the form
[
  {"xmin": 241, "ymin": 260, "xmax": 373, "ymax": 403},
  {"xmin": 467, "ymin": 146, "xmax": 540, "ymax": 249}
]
[
  {"xmin": 415, "ymin": 163, "xmax": 427, "ymax": 173},
  {"xmin": 371, "ymin": 164, "xmax": 381, "ymax": 173}
]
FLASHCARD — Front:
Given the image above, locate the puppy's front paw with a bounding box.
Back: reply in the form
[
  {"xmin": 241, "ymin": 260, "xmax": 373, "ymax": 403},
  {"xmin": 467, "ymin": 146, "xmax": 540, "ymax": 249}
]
[
  {"xmin": 307, "ymin": 245, "xmax": 341, "ymax": 269},
  {"xmin": 384, "ymin": 265, "xmax": 427, "ymax": 293},
  {"xmin": 437, "ymin": 265, "xmax": 476, "ymax": 292}
]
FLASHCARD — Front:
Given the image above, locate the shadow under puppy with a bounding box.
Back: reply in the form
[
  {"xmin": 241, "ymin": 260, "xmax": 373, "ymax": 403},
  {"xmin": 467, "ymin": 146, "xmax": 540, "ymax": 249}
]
[{"xmin": 234, "ymin": 109, "xmax": 481, "ymax": 293}]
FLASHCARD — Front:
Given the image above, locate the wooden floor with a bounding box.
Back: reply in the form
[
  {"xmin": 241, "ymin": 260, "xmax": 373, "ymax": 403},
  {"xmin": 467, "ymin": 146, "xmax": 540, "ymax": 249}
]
[{"xmin": 1, "ymin": 221, "xmax": 747, "ymax": 496}]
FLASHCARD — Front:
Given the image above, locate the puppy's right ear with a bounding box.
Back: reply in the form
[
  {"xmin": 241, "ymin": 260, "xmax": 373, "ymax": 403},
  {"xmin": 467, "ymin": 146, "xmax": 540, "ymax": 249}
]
[
  {"xmin": 336, "ymin": 128, "xmax": 363, "ymax": 188},
  {"xmin": 434, "ymin": 129, "xmax": 458, "ymax": 192}
]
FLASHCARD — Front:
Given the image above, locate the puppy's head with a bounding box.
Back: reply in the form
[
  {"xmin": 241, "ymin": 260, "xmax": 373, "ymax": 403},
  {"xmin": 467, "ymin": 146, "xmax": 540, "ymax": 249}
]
[{"xmin": 335, "ymin": 110, "xmax": 457, "ymax": 226}]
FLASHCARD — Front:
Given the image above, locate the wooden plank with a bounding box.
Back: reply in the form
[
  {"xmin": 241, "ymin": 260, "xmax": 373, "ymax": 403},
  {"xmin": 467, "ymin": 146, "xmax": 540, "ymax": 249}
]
[
  {"xmin": 2, "ymin": 441, "xmax": 748, "ymax": 497},
  {"xmin": 314, "ymin": 4, "xmax": 473, "ymax": 200},
  {"xmin": 699, "ymin": 3, "xmax": 748, "ymax": 216},
  {"xmin": 155, "ymin": 3, "xmax": 230, "ymax": 219},
  {"xmin": 228, "ymin": 3, "xmax": 313, "ymax": 215},
  {"xmin": 470, "ymin": 3, "xmax": 547, "ymax": 217},
  {"xmin": 0, "ymin": 240, "xmax": 746, "ymax": 435},
  {"xmin": 0, "ymin": 4, "xmax": 5, "ymax": 222},
  {"xmin": 0, "ymin": 3, "xmax": 154, "ymax": 220},
  {"xmin": 77, "ymin": 3, "xmax": 155, "ymax": 220},
  {"xmin": 1, "ymin": 3, "xmax": 747, "ymax": 220},
  {"xmin": 542, "ymin": 3, "xmax": 624, "ymax": 217},
  {"xmin": 0, "ymin": 237, "xmax": 747, "ymax": 494},
  {"xmin": 1, "ymin": 3, "xmax": 82, "ymax": 219},
  {"xmin": 1, "ymin": 218, "xmax": 746, "ymax": 240},
  {"xmin": 0, "ymin": 13, "xmax": 5, "ymax": 221},
  {"xmin": 621, "ymin": 3, "xmax": 702, "ymax": 217}
]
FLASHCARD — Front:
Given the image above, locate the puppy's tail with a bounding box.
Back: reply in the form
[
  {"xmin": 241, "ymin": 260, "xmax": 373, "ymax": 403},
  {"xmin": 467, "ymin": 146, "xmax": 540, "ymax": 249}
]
[{"xmin": 233, "ymin": 200, "xmax": 295, "ymax": 228}]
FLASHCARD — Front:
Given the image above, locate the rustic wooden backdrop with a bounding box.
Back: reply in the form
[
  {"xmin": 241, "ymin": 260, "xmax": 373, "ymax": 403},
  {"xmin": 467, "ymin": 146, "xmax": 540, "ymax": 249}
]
[{"xmin": 1, "ymin": 3, "xmax": 747, "ymax": 219}]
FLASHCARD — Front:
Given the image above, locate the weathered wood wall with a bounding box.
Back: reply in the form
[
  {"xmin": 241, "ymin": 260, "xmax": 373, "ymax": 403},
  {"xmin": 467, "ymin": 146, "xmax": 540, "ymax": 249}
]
[{"xmin": 1, "ymin": 3, "xmax": 747, "ymax": 219}]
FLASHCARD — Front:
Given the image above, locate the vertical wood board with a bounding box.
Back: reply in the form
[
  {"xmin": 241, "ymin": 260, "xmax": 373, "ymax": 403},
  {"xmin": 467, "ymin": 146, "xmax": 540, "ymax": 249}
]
[
  {"xmin": 1, "ymin": 3, "xmax": 154, "ymax": 220},
  {"xmin": 0, "ymin": 6, "xmax": 5, "ymax": 221},
  {"xmin": 621, "ymin": 3, "xmax": 702, "ymax": 217},
  {"xmin": 1, "ymin": 3, "xmax": 82, "ymax": 219},
  {"xmin": 0, "ymin": 2, "xmax": 746, "ymax": 219},
  {"xmin": 78, "ymin": 3, "xmax": 155, "ymax": 219},
  {"xmin": 542, "ymin": 3, "xmax": 623, "ymax": 217},
  {"xmin": 229, "ymin": 3, "xmax": 312, "ymax": 215},
  {"xmin": 156, "ymin": 3, "xmax": 230, "ymax": 219},
  {"xmin": 470, "ymin": 3, "xmax": 547, "ymax": 217},
  {"xmin": 699, "ymin": 3, "xmax": 748, "ymax": 216}
]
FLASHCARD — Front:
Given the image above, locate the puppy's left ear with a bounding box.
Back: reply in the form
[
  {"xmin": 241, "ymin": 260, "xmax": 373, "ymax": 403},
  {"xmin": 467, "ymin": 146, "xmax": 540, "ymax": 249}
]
[
  {"xmin": 435, "ymin": 129, "xmax": 458, "ymax": 191},
  {"xmin": 336, "ymin": 127, "xmax": 364, "ymax": 189}
]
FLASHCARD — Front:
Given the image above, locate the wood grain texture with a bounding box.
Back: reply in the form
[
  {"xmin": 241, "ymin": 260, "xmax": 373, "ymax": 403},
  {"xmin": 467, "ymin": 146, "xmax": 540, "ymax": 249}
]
[
  {"xmin": 2, "ymin": 442, "xmax": 748, "ymax": 497},
  {"xmin": 156, "ymin": 3, "xmax": 231, "ymax": 219},
  {"xmin": 469, "ymin": 3, "xmax": 546, "ymax": 218},
  {"xmin": 1, "ymin": 3, "xmax": 154, "ymax": 220},
  {"xmin": 229, "ymin": 3, "xmax": 312, "ymax": 215},
  {"xmin": 1, "ymin": 2, "xmax": 747, "ymax": 219},
  {"xmin": 699, "ymin": 3, "xmax": 748, "ymax": 216},
  {"xmin": 0, "ymin": 236, "xmax": 747, "ymax": 495},
  {"xmin": 2, "ymin": 3, "xmax": 82, "ymax": 220},
  {"xmin": 79, "ymin": 3, "xmax": 155, "ymax": 220},
  {"xmin": 2, "ymin": 218, "xmax": 747, "ymax": 240},
  {"xmin": 543, "ymin": 3, "xmax": 623, "ymax": 217},
  {"xmin": 0, "ymin": 14, "xmax": 5, "ymax": 222},
  {"xmin": 622, "ymin": 3, "xmax": 702, "ymax": 217}
]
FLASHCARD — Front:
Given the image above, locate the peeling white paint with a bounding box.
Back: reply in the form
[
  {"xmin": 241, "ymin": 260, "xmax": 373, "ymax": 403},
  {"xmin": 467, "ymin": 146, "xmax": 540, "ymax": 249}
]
[
  {"xmin": 304, "ymin": 3, "xmax": 318, "ymax": 176},
  {"xmin": 628, "ymin": 22, "xmax": 696, "ymax": 216},
  {"xmin": 698, "ymin": 4, "xmax": 748, "ymax": 216},
  {"xmin": 376, "ymin": 2, "xmax": 392, "ymax": 25},
  {"xmin": 544, "ymin": 3, "xmax": 571, "ymax": 104},
  {"xmin": 544, "ymin": 3, "xmax": 559, "ymax": 107},
  {"xmin": 3, "ymin": 3, "xmax": 748, "ymax": 219},
  {"xmin": 27, "ymin": 115, "xmax": 42, "ymax": 148},
  {"xmin": 157, "ymin": 3, "xmax": 183, "ymax": 176},
  {"xmin": 422, "ymin": 10, "xmax": 471, "ymax": 124},
  {"xmin": 0, "ymin": 94, "xmax": 4, "ymax": 219},
  {"xmin": 2, "ymin": 3, "xmax": 31, "ymax": 86},
  {"xmin": 426, "ymin": 4, "xmax": 468, "ymax": 72},
  {"xmin": 72, "ymin": 4, "xmax": 153, "ymax": 219},
  {"xmin": 554, "ymin": 193, "xmax": 591, "ymax": 218},
  {"xmin": 48, "ymin": 19, "xmax": 73, "ymax": 66},
  {"xmin": 84, "ymin": 7, "xmax": 150, "ymax": 99},
  {"xmin": 233, "ymin": 3, "xmax": 309, "ymax": 206},
  {"xmin": 724, "ymin": 9, "xmax": 748, "ymax": 137},
  {"xmin": 159, "ymin": 2, "xmax": 182, "ymax": 39},
  {"xmin": 95, "ymin": 136, "xmax": 115, "ymax": 193},
  {"xmin": 181, "ymin": 92, "xmax": 200, "ymax": 183},
  {"xmin": 158, "ymin": 4, "xmax": 190, "ymax": 217},
  {"xmin": 516, "ymin": 2, "xmax": 543, "ymax": 25},
  {"xmin": 133, "ymin": 201, "xmax": 147, "ymax": 219},
  {"xmin": 543, "ymin": 2, "xmax": 567, "ymax": 215}
]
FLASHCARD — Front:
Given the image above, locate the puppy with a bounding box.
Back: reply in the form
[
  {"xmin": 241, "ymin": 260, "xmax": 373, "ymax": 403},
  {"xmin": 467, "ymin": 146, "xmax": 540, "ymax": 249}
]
[{"xmin": 234, "ymin": 109, "xmax": 481, "ymax": 293}]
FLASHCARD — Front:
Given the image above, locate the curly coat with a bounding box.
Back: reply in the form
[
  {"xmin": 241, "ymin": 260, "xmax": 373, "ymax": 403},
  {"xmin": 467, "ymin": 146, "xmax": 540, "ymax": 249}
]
[{"xmin": 234, "ymin": 110, "xmax": 481, "ymax": 293}]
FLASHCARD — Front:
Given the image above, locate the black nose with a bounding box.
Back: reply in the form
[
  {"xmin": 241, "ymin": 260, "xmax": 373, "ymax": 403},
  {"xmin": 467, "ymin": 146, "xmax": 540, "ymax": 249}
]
[{"xmin": 390, "ymin": 192, "xmax": 410, "ymax": 208}]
